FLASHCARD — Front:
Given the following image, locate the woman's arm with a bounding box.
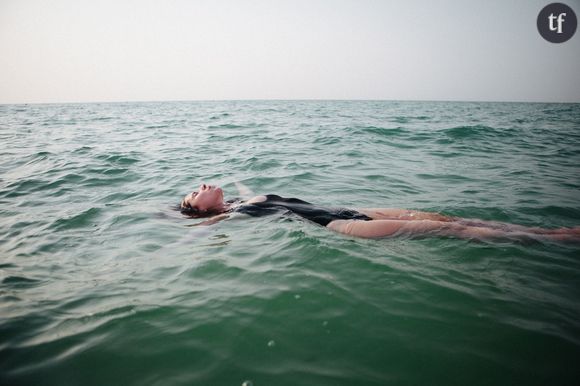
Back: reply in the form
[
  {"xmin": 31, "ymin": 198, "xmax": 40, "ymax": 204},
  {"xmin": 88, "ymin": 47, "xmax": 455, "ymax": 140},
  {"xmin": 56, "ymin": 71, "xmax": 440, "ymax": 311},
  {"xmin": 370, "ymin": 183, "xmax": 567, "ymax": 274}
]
[
  {"xmin": 234, "ymin": 181, "xmax": 254, "ymax": 198},
  {"xmin": 188, "ymin": 213, "xmax": 230, "ymax": 227}
]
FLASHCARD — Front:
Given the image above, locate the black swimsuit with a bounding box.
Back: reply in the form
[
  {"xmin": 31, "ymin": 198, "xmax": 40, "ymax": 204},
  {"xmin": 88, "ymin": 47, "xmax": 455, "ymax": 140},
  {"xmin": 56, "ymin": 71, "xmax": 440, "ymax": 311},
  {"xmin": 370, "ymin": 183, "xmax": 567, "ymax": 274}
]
[{"xmin": 233, "ymin": 194, "xmax": 372, "ymax": 226}]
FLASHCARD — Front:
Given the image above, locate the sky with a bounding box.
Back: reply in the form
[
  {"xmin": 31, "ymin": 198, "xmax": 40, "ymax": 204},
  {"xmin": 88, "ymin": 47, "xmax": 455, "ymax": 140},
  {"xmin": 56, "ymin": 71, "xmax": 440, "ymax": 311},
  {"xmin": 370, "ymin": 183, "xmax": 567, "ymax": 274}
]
[{"xmin": 0, "ymin": 0, "xmax": 579, "ymax": 104}]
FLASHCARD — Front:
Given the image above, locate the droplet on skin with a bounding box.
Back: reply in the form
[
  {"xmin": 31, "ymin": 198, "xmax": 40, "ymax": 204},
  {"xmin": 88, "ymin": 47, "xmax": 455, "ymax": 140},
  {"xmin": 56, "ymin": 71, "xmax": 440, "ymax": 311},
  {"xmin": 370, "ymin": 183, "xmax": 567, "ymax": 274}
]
[
  {"xmin": 267, "ymin": 340, "xmax": 275, "ymax": 347},
  {"xmin": 242, "ymin": 381, "xmax": 253, "ymax": 386},
  {"xmin": 294, "ymin": 294, "xmax": 301, "ymax": 299}
]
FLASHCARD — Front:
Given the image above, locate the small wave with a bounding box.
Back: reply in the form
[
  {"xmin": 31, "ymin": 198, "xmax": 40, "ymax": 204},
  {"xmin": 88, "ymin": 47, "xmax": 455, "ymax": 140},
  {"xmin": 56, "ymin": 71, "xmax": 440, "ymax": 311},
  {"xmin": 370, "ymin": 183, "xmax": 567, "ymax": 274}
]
[
  {"xmin": 83, "ymin": 173, "xmax": 139, "ymax": 187},
  {"xmin": 207, "ymin": 133, "xmax": 252, "ymax": 142},
  {"xmin": 442, "ymin": 125, "xmax": 517, "ymax": 140},
  {"xmin": 416, "ymin": 173, "xmax": 475, "ymax": 182},
  {"xmin": 20, "ymin": 151, "xmax": 54, "ymax": 166},
  {"xmin": 208, "ymin": 124, "xmax": 244, "ymax": 129},
  {"xmin": 391, "ymin": 116, "xmax": 409, "ymax": 123},
  {"xmin": 512, "ymin": 118, "xmax": 529, "ymax": 124},
  {"xmin": 50, "ymin": 207, "xmax": 102, "ymax": 231},
  {"xmin": 1, "ymin": 174, "xmax": 85, "ymax": 199},
  {"xmin": 344, "ymin": 150, "xmax": 364, "ymax": 158},
  {"xmin": 101, "ymin": 167, "xmax": 129, "ymax": 176},
  {"xmin": 72, "ymin": 146, "xmax": 93, "ymax": 154},
  {"xmin": 1, "ymin": 275, "xmax": 43, "ymax": 289},
  {"xmin": 374, "ymin": 140, "xmax": 417, "ymax": 149},
  {"xmin": 519, "ymin": 206, "xmax": 580, "ymax": 220},
  {"xmin": 386, "ymin": 115, "xmax": 430, "ymax": 124},
  {"xmin": 313, "ymin": 137, "xmax": 341, "ymax": 145},
  {"xmin": 542, "ymin": 106, "xmax": 576, "ymax": 115},
  {"xmin": 0, "ymin": 178, "xmax": 45, "ymax": 198},
  {"xmin": 209, "ymin": 113, "xmax": 231, "ymax": 119},
  {"xmin": 42, "ymin": 173, "xmax": 87, "ymax": 191},
  {"xmin": 144, "ymin": 124, "xmax": 169, "ymax": 129},
  {"xmin": 348, "ymin": 126, "xmax": 407, "ymax": 137},
  {"xmin": 33, "ymin": 151, "xmax": 53, "ymax": 158},
  {"xmin": 245, "ymin": 158, "xmax": 283, "ymax": 171},
  {"xmin": 427, "ymin": 150, "xmax": 462, "ymax": 158},
  {"xmin": 97, "ymin": 192, "xmax": 139, "ymax": 203},
  {"xmin": 95, "ymin": 154, "xmax": 140, "ymax": 165}
]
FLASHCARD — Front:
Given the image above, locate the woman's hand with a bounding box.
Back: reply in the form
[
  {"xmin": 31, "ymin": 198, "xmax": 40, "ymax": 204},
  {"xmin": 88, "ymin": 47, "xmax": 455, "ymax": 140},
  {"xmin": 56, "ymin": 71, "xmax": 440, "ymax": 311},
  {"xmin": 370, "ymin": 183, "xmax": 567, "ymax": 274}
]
[{"xmin": 234, "ymin": 181, "xmax": 253, "ymax": 198}]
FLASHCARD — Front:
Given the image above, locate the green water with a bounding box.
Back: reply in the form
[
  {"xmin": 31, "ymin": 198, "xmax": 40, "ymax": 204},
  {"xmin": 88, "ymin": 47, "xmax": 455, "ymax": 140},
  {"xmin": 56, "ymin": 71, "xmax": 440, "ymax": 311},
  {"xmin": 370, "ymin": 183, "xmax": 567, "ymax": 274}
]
[{"xmin": 1, "ymin": 101, "xmax": 579, "ymax": 385}]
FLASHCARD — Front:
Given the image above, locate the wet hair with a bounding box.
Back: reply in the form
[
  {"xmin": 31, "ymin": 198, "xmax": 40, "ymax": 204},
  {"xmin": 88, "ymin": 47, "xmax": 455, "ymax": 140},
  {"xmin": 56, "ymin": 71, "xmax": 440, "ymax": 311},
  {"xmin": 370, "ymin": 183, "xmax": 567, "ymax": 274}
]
[
  {"xmin": 178, "ymin": 200, "xmax": 221, "ymax": 218},
  {"xmin": 179, "ymin": 202, "xmax": 201, "ymax": 217}
]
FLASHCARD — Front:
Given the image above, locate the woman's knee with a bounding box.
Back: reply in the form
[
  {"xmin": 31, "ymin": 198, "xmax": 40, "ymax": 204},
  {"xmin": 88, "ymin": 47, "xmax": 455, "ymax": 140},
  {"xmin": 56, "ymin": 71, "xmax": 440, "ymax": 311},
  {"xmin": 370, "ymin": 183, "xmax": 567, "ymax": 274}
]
[{"xmin": 326, "ymin": 219, "xmax": 353, "ymax": 234}]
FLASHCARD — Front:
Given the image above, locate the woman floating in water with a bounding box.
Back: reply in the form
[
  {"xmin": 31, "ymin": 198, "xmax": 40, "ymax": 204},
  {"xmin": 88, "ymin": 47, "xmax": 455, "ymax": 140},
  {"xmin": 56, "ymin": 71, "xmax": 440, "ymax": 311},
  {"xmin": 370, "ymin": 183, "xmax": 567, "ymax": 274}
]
[{"xmin": 179, "ymin": 183, "xmax": 580, "ymax": 242}]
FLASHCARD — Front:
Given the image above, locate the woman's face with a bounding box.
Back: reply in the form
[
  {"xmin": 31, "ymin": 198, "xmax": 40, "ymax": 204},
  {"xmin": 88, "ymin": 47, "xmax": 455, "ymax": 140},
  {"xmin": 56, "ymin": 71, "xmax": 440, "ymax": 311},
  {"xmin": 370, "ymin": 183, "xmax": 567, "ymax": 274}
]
[{"xmin": 181, "ymin": 183, "xmax": 224, "ymax": 212}]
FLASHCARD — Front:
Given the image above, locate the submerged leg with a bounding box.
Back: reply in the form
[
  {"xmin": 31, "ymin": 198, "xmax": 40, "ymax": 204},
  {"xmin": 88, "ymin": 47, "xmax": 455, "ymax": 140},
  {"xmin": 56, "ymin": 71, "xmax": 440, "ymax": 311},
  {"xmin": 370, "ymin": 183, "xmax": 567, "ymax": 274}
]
[
  {"xmin": 357, "ymin": 208, "xmax": 579, "ymax": 237},
  {"xmin": 457, "ymin": 219, "xmax": 580, "ymax": 236},
  {"xmin": 327, "ymin": 219, "xmax": 580, "ymax": 242},
  {"xmin": 327, "ymin": 219, "xmax": 469, "ymax": 239}
]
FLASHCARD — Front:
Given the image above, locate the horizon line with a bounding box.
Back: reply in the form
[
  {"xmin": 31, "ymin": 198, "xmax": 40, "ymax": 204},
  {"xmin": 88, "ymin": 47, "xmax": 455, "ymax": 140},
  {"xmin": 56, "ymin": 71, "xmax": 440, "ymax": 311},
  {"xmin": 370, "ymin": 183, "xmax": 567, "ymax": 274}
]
[{"xmin": 2, "ymin": 97, "xmax": 580, "ymax": 106}]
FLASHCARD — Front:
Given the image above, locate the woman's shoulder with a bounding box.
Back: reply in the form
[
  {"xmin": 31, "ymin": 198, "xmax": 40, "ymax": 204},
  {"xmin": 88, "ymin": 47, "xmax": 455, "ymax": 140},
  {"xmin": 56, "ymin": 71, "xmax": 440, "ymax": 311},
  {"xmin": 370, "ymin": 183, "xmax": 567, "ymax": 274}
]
[
  {"xmin": 236, "ymin": 194, "xmax": 302, "ymax": 207},
  {"xmin": 245, "ymin": 195, "xmax": 268, "ymax": 204},
  {"xmin": 224, "ymin": 195, "xmax": 269, "ymax": 211}
]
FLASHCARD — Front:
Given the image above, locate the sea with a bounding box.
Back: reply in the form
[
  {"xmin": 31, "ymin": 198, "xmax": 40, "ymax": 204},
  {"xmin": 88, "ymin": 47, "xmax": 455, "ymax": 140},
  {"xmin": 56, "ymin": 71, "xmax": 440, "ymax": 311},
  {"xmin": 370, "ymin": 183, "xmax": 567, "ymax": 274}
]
[{"xmin": 1, "ymin": 100, "xmax": 579, "ymax": 385}]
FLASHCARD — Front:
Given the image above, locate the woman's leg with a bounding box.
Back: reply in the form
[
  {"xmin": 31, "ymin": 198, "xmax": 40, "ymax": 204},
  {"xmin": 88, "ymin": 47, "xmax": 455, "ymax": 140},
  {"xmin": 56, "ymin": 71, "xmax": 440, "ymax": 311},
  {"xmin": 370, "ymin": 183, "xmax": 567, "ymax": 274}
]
[
  {"xmin": 358, "ymin": 207, "xmax": 579, "ymax": 236},
  {"xmin": 357, "ymin": 208, "xmax": 454, "ymax": 222},
  {"xmin": 327, "ymin": 219, "xmax": 580, "ymax": 241},
  {"xmin": 327, "ymin": 219, "xmax": 463, "ymax": 239},
  {"xmin": 456, "ymin": 218, "xmax": 580, "ymax": 235},
  {"xmin": 327, "ymin": 219, "xmax": 408, "ymax": 238}
]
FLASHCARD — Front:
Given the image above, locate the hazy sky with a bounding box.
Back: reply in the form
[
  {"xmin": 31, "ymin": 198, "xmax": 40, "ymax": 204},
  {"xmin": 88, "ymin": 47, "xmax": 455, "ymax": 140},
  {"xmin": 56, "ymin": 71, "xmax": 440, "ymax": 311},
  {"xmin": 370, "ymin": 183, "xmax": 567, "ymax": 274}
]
[{"xmin": 1, "ymin": 0, "xmax": 579, "ymax": 104}]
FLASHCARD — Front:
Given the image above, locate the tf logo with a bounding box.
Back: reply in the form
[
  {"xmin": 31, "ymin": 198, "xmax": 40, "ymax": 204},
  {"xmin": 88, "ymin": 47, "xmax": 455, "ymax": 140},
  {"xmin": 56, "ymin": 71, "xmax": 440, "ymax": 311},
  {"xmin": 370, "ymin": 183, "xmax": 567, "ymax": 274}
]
[{"xmin": 537, "ymin": 3, "xmax": 577, "ymax": 43}]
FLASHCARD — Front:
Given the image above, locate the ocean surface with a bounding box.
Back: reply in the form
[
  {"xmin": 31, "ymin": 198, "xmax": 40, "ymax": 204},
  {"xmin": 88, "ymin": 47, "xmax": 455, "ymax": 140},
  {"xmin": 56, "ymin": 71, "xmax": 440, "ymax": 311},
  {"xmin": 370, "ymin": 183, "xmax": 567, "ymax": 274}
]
[{"xmin": 1, "ymin": 100, "xmax": 579, "ymax": 385}]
